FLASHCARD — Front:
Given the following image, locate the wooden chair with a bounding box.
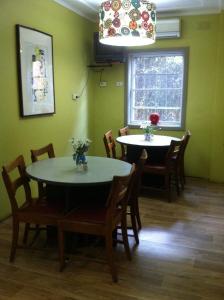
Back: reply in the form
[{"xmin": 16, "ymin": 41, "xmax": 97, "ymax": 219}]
[
  {"xmin": 126, "ymin": 149, "xmax": 147, "ymax": 244},
  {"xmin": 179, "ymin": 130, "xmax": 191, "ymax": 189},
  {"xmin": 31, "ymin": 143, "xmax": 55, "ymax": 199},
  {"xmin": 118, "ymin": 126, "xmax": 129, "ymax": 161},
  {"xmin": 143, "ymin": 140, "xmax": 182, "ymax": 202},
  {"xmin": 57, "ymin": 164, "xmax": 136, "ymax": 282},
  {"xmin": 103, "ymin": 130, "xmax": 117, "ymax": 159},
  {"xmin": 2, "ymin": 155, "xmax": 63, "ymax": 262},
  {"xmin": 170, "ymin": 131, "xmax": 191, "ymax": 192}
]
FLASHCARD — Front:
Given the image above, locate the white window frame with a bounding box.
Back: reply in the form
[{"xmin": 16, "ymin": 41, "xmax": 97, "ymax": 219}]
[{"xmin": 126, "ymin": 48, "xmax": 189, "ymax": 130}]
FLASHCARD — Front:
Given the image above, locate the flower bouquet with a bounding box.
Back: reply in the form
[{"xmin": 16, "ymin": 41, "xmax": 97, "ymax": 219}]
[
  {"xmin": 70, "ymin": 138, "xmax": 91, "ymax": 168},
  {"xmin": 141, "ymin": 113, "xmax": 160, "ymax": 141},
  {"xmin": 140, "ymin": 122, "xmax": 155, "ymax": 141}
]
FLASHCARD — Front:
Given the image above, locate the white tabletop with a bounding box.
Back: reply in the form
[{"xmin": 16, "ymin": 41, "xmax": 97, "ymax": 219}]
[
  {"xmin": 26, "ymin": 156, "xmax": 132, "ymax": 186},
  {"xmin": 116, "ymin": 134, "xmax": 180, "ymax": 147}
]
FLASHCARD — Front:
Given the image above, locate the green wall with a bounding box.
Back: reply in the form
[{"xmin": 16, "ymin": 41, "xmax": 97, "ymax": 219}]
[
  {"xmin": 0, "ymin": 0, "xmax": 94, "ymax": 219},
  {"xmin": 210, "ymin": 12, "xmax": 224, "ymax": 182},
  {"xmin": 1, "ymin": 1, "xmax": 224, "ymax": 220},
  {"xmin": 90, "ymin": 14, "xmax": 224, "ymax": 182}
]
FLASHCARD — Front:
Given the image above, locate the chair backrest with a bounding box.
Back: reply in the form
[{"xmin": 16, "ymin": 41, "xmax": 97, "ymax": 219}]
[
  {"xmin": 105, "ymin": 164, "xmax": 136, "ymax": 222},
  {"xmin": 2, "ymin": 155, "xmax": 32, "ymax": 214},
  {"xmin": 166, "ymin": 139, "xmax": 183, "ymax": 168},
  {"xmin": 31, "ymin": 143, "xmax": 55, "ymax": 162},
  {"xmin": 119, "ymin": 126, "xmax": 129, "ymax": 137},
  {"xmin": 103, "ymin": 130, "xmax": 117, "ymax": 159},
  {"xmin": 118, "ymin": 126, "xmax": 129, "ymax": 159},
  {"xmin": 31, "ymin": 144, "xmax": 55, "ymax": 198},
  {"xmin": 180, "ymin": 130, "xmax": 191, "ymax": 158}
]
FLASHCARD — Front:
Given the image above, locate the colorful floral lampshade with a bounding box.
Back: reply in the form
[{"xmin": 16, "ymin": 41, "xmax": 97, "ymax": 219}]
[{"xmin": 99, "ymin": 0, "xmax": 156, "ymax": 47}]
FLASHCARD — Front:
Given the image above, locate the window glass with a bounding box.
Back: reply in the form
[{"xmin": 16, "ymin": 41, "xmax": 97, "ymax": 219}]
[{"xmin": 126, "ymin": 49, "xmax": 188, "ymax": 129}]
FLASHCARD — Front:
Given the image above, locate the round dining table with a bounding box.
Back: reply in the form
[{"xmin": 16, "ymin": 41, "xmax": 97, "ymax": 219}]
[
  {"xmin": 26, "ymin": 156, "xmax": 132, "ymax": 211},
  {"xmin": 116, "ymin": 134, "xmax": 180, "ymax": 163},
  {"xmin": 116, "ymin": 134, "xmax": 180, "ymax": 148},
  {"xmin": 116, "ymin": 134, "xmax": 181, "ymax": 189},
  {"xmin": 26, "ymin": 156, "xmax": 132, "ymax": 186}
]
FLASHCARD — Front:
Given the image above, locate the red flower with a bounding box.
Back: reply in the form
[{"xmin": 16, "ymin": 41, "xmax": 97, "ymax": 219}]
[{"xmin": 149, "ymin": 113, "xmax": 160, "ymax": 125}]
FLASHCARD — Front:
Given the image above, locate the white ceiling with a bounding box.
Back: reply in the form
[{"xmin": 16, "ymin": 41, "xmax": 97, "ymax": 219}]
[{"xmin": 54, "ymin": 0, "xmax": 224, "ymax": 22}]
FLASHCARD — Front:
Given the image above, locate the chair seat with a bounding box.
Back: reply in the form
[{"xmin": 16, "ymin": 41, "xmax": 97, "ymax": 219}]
[
  {"xmin": 18, "ymin": 198, "xmax": 64, "ymax": 218},
  {"xmin": 143, "ymin": 164, "xmax": 166, "ymax": 175},
  {"xmin": 62, "ymin": 207, "xmax": 122, "ymax": 224}
]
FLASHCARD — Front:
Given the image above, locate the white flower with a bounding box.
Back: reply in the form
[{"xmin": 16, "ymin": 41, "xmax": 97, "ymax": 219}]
[
  {"xmin": 140, "ymin": 122, "xmax": 150, "ymax": 129},
  {"xmin": 140, "ymin": 122, "xmax": 158, "ymax": 134},
  {"xmin": 70, "ymin": 138, "xmax": 92, "ymax": 155}
]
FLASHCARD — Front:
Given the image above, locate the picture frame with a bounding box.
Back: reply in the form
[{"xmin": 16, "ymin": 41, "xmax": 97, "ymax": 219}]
[{"xmin": 16, "ymin": 25, "xmax": 55, "ymax": 117}]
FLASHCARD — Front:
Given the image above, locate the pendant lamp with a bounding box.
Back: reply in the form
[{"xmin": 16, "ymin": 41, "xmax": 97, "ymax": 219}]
[{"xmin": 99, "ymin": 0, "xmax": 156, "ymax": 47}]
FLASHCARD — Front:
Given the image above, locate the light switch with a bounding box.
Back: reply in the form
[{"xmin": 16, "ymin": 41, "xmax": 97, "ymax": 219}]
[{"xmin": 99, "ymin": 81, "xmax": 107, "ymax": 87}]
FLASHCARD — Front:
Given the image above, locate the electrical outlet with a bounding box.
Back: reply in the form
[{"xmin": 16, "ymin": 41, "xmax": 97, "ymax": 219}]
[
  {"xmin": 116, "ymin": 81, "xmax": 123, "ymax": 87},
  {"xmin": 72, "ymin": 93, "xmax": 80, "ymax": 100}
]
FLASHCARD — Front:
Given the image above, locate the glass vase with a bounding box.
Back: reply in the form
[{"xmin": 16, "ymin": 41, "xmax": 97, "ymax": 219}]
[
  {"xmin": 144, "ymin": 133, "xmax": 151, "ymax": 141},
  {"xmin": 73, "ymin": 153, "xmax": 86, "ymax": 170}
]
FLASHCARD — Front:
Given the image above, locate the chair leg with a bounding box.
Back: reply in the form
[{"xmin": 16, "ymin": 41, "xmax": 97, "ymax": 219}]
[
  {"xmin": 112, "ymin": 227, "xmax": 118, "ymax": 247},
  {"xmin": 182, "ymin": 162, "xmax": 186, "ymax": 184},
  {"xmin": 23, "ymin": 223, "xmax": 30, "ymax": 244},
  {"xmin": 130, "ymin": 206, "xmax": 139, "ymax": 245},
  {"xmin": 165, "ymin": 174, "xmax": 171, "ymax": 202},
  {"xmin": 180, "ymin": 162, "xmax": 185, "ymax": 190},
  {"xmin": 58, "ymin": 225, "xmax": 66, "ymax": 272},
  {"xmin": 10, "ymin": 219, "xmax": 19, "ymax": 262},
  {"xmin": 134, "ymin": 199, "xmax": 142, "ymax": 230},
  {"xmin": 121, "ymin": 216, "xmax": 131, "ymax": 261},
  {"xmin": 180, "ymin": 175, "xmax": 184, "ymax": 190},
  {"xmin": 29, "ymin": 224, "xmax": 41, "ymax": 247},
  {"xmin": 105, "ymin": 230, "xmax": 117, "ymax": 282},
  {"xmin": 175, "ymin": 169, "xmax": 180, "ymax": 195}
]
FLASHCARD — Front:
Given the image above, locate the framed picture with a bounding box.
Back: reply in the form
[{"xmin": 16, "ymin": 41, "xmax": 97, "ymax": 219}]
[{"xmin": 16, "ymin": 25, "xmax": 55, "ymax": 117}]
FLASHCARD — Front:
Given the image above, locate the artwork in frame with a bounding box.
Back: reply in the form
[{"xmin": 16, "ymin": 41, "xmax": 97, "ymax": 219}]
[{"xmin": 16, "ymin": 25, "xmax": 55, "ymax": 117}]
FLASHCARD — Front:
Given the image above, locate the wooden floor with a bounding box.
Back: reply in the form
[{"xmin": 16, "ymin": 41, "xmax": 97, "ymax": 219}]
[{"xmin": 0, "ymin": 177, "xmax": 224, "ymax": 300}]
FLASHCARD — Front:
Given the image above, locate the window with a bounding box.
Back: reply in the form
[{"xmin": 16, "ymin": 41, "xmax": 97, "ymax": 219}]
[{"xmin": 126, "ymin": 48, "xmax": 188, "ymax": 129}]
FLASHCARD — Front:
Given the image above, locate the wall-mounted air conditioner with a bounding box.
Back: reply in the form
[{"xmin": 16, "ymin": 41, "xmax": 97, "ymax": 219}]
[{"xmin": 156, "ymin": 18, "xmax": 181, "ymax": 39}]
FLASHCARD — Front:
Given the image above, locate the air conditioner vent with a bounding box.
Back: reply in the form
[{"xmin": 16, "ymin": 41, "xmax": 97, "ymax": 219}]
[{"xmin": 156, "ymin": 18, "xmax": 181, "ymax": 39}]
